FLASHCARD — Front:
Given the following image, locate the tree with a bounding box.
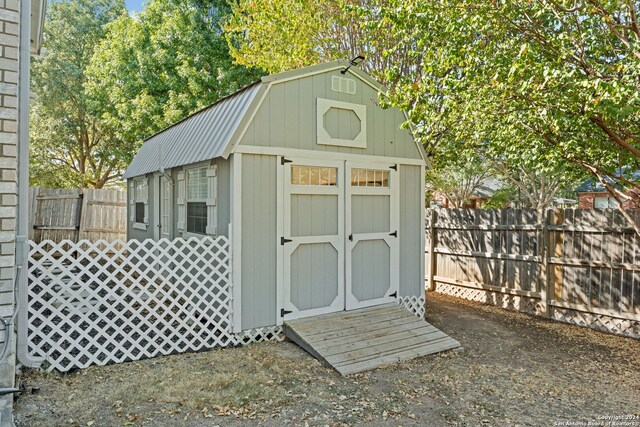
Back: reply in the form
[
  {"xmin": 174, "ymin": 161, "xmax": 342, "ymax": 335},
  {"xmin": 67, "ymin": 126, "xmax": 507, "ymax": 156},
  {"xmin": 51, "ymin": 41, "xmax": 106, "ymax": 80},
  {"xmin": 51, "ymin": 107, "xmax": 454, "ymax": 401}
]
[
  {"xmin": 374, "ymin": 1, "xmax": 640, "ymax": 232},
  {"xmin": 489, "ymin": 158, "xmax": 585, "ymax": 214},
  {"xmin": 425, "ymin": 153, "xmax": 490, "ymax": 208},
  {"xmin": 86, "ymin": 0, "xmax": 264, "ymax": 150},
  {"xmin": 30, "ymin": 0, "xmax": 126, "ymax": 189},
  {"xmin": 223, "ymin": 0, "xmax": 421, "ymax": 82}
]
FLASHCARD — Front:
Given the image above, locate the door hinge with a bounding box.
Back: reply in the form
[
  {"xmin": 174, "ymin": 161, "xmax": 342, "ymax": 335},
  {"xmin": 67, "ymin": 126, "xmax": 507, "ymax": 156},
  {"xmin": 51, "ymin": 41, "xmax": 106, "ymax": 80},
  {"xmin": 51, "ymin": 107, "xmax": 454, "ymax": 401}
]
[
  {"xmin": 281, "ymin": 237, "xmax": 292, "ymax": 245},
  {"xmin": 348, "ymin": 234, "xmax": 353, "ymax": 241},
  {"xmin": 389, "ymin": 291, "xmax": 397, "ymax": 298},
  {"xmin": 390, "ymin": 164, "xmax": 397, "ymax": 171},
  {"xmin": 389, "ymin": 231, "xmax": 398, "ymax": 237},
  {"xmin": 281, "ymin": 308, "xmax": 292, "ymax": 317},
  {"xmin": 281, "ymin": 157, "xmax": 293, "ymax": 165}
]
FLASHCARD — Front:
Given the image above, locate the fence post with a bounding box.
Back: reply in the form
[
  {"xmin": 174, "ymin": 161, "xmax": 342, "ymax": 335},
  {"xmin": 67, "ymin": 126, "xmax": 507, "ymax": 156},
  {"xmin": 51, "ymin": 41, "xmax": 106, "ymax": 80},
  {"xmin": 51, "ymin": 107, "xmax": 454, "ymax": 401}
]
[
  {"xmin": 539, "ymin": 209, "xmax": 550, "ymax": 317},
  {"xmin": 551, "ymin": 209, "xmax": 565, "ymax": 305},
  {"xmin": 426, "ymin": 209, "xmax": 437, "ymax": 292}
]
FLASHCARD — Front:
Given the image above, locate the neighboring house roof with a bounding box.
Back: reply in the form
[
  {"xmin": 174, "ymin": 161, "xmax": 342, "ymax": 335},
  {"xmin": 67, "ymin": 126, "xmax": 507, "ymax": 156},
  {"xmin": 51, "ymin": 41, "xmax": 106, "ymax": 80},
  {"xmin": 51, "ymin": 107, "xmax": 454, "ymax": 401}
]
[
  {"xmin": 554, "ymin": 197, "xmax": 577, "ymax": 204},
  {"xmin": 473, "ymin": 178, "xmax": 503, "ymax": 198},
  {"xmin": 576, "ymin": 167, "xmax": 640, "ymax": 193},
  {"xmin": 123, "ymin": 61, "xmax": 425, "ymax": 179}
]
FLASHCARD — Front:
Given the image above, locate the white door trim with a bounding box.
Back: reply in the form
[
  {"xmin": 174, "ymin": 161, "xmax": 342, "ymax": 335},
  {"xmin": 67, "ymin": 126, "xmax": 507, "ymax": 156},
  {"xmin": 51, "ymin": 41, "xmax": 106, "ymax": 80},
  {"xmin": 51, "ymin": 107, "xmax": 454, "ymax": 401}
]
[
  {"xmin": 282, "ymin": 156, "xmax": 345, "ymax": 321},
  {"xmin": 345, "ymin": 160, "xmax": 400, "ymax": 310},
  {"xmin": 235, "ymin": 145, "xmax": 426, "ymax": 166}
]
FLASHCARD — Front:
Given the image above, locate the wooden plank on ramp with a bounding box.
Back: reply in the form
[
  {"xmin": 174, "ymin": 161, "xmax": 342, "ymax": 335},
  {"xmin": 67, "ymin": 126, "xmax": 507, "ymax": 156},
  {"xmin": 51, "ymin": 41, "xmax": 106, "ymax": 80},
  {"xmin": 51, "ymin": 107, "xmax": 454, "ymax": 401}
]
[{"xmin": 284, "ymin": 304, "xmax": 461, "ymax": 375}]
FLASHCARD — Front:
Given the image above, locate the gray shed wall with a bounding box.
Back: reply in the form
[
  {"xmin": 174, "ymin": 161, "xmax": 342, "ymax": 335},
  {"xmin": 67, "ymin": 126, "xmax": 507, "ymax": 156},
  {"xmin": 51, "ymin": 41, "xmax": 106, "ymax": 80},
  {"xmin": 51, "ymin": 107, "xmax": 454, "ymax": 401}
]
[
  {"xmin": 240, "ymin": 154, "xmax": 278, "ymax": 329},
  {"xmin": 399, "ymin": 165, "xmax": 424, "ymax": 297},
  {"xmin": 127, "ymin": 158, "xmax": 232, "ymax": 241},
  {"xmin": 238, "ymin": 71, "xmax": 422, "ymax": 160}
]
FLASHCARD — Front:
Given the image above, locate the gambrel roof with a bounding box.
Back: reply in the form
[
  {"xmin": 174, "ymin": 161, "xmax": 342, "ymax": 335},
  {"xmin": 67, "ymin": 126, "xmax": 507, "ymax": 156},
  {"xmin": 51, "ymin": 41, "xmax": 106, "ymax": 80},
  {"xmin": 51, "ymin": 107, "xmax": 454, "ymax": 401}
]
[{"xmin": 123, "ymin": 61, "xmax": 425, "ymax": 179}]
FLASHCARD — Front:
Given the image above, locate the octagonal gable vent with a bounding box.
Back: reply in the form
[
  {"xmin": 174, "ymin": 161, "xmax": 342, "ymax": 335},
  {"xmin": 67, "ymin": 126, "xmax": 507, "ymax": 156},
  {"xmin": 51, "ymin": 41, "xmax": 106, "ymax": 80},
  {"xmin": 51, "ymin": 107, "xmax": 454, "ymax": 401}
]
[{"xmin": 317, "ymin": 98, "xmax": 366, "ymax": 149}]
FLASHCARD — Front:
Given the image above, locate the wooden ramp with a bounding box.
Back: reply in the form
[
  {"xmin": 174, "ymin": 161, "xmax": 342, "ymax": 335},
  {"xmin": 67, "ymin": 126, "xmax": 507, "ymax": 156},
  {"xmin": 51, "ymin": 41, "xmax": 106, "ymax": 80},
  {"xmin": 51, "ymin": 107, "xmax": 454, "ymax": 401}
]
[{"xmin": 284, "ymin": 304, "xmax": 461, "ymax": 375}]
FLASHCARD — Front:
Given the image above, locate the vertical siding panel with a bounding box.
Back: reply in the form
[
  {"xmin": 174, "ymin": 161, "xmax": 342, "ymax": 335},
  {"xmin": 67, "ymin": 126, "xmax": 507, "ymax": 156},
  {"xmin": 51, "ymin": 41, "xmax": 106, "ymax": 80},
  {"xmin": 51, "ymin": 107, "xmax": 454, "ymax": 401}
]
[
  {"xmin": 216, "ymin": 159, "xmax": 231, "ymax": 237},
  {"xmin": 252, "ymin": 94, "xmax": 270, "ymax": 146},
  {"xmin": 399, "ymin": 165, "xmax": 422, "ymax": 297},
  {"xmin": 241, "ymin": 155, "xmax": 277, "ymax": 328},
  {"xmin": 269, "ymin": 84, "xmax": 285, "ymax": 145},
  {"xmin": 297, "ymin": 77, "xmax": 313, "ymax": 150},
  {"xmin": 311, "ymin": 73, "xmax": 327, "ymax": 152},
  {"xmin": 284, "ymin": 79, "xmax": 299, "ymax": 149},
  {"xmin": 243, "ymin": 120, "xmax": 255, "ymax": 146}
]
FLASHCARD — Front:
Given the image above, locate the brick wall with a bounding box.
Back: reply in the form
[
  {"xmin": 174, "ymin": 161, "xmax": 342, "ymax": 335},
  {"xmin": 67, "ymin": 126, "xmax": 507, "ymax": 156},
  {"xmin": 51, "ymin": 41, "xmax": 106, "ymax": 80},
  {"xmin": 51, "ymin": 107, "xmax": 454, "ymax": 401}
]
[{"xmin": 578, "ymin": 191, "xmax": 640, "ymax": 209}]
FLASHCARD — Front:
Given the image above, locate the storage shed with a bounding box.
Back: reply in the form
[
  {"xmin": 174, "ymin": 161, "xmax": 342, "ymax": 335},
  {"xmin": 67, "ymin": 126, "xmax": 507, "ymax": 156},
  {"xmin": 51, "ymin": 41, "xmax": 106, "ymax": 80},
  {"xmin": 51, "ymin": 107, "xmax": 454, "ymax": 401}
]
[{"xmin": 123, "ymin": 61, "xmax": 427, "ymax": 333}]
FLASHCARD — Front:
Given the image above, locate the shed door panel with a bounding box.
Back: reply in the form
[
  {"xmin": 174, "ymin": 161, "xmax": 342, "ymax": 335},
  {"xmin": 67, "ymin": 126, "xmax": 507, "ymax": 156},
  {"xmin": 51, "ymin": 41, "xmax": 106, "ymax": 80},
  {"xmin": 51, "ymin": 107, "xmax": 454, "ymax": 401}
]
[
  {"xmin": 345, "ymin": 163, "xmax": 399, "ymax": 310},
  {"xmin": 283, "ymin": 159, "xmax": 345, "ymax": 320}
]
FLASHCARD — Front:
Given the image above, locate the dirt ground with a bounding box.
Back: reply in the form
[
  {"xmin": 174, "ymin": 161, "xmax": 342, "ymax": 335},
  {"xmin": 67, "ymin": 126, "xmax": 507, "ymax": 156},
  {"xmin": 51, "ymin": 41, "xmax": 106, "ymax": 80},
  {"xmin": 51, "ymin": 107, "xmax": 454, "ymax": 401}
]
[{"xmin": 14, "ymin": 293, "xmax": 640, "ymax": 427}]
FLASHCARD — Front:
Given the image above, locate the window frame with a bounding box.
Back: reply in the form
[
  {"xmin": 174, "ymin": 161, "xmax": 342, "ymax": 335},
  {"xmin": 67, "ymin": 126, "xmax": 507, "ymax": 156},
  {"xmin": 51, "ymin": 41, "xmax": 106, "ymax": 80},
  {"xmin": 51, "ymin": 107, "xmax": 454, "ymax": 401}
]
[
  {"xmin": 132, "ymin": 177, "xmax": 148, "ymax": 231},
  {"xmin": 316, "ymin": 98, "xmax": 367, "ymax": 149},
  {"xmin": 185, "ymin": 166, "xmax": 209, "ymax": 236},
  {"xmin": 178, "ymin": 162, "xmax": 218, "ymax": 238},
  {"xmin": 593, "ymin": 196, "xmax": 618, "ymax": 209}
]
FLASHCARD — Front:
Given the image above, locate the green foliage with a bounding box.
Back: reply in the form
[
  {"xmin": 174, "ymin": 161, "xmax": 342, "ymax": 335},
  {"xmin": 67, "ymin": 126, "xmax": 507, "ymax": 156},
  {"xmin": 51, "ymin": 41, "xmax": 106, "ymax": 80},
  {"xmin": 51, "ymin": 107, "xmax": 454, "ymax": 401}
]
[
  {"xmin": 483, "ymin": 188, "xmax": 518, "ymax": 210},
  {"xmin": 224, "ymin": 0, "xmax": 421, "ymax": 81},
  {"xmin": 376, "ymin": 1, "xmax": 639, "ymax": 193},
  {"xmin": 425, "ymin": 152, "xmax": 490, "ymax": 208},
  {"xmin": 30, "ymin": 0, "xmax": 126, "ymax": 189},
  {"xmin": 86, "ymin": 0, "xmax": 264, "ymax": 151}
]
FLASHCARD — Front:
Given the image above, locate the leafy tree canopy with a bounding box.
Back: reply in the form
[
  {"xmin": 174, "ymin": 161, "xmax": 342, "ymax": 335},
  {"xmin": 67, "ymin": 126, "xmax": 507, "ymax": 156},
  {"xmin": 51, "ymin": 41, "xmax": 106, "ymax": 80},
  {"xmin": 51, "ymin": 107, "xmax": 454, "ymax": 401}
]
[
  {"xmin": 30, "ymin": 0, "xmax": 126, "ymax": 189},
  {"xmin": 86, "ymin": 0, "xmax": 264, "ymax": 152},
  {"xmin": 377, "ymin": 0, "xmax": 639, "ymax": 191},
  {"xmin": 224, "ymin": 0, "xmax": 421, "ymax": 82}
]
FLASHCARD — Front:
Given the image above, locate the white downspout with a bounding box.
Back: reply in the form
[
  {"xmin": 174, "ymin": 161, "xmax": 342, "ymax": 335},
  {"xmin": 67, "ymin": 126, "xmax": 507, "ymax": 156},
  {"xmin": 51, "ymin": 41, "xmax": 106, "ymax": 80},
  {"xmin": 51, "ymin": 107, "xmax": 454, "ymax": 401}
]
[{"xmin": 16, "ymin": 0, "xmax": 43, "ymax": 368}]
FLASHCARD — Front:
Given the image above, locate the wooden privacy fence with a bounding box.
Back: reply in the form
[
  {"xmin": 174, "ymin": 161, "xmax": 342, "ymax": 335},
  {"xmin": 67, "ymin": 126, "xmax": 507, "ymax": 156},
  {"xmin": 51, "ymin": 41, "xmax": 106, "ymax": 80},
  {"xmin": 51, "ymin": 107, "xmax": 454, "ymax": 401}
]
[
  {"xmin": 426, "ymin": 208, "xmax": 640, "ymax": 338},
  {"xmin": 29, "ymin": 187, "xmax": 127, "ymax": 243}
]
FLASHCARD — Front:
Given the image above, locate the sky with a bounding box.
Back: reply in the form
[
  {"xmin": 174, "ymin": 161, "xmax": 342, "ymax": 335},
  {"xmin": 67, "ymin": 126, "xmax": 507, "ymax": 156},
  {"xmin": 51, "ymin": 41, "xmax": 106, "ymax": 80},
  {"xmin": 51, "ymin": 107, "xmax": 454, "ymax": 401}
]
[{"xmin": 125, "ymin": 0, "xmax": 145, "ymax": 12}]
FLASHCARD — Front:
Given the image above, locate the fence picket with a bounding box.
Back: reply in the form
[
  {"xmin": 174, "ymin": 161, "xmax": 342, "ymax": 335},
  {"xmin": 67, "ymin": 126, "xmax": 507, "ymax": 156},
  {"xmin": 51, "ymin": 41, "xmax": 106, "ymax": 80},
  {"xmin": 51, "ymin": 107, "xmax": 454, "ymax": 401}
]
[{"xmin": 426, "ymin": 208, "xmax": 640, "ymax": 339}]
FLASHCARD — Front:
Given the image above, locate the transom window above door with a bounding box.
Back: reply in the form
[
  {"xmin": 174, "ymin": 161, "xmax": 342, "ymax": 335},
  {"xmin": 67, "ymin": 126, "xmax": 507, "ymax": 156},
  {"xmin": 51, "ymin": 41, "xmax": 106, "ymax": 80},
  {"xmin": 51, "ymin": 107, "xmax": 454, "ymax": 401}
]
[
  {"xmin": 351, "ymin": 169, "xmax": 389, "ymax": 187},
  {"xmin": 291, "ymin": 166, "xmax": 337, "ymax": 186}
]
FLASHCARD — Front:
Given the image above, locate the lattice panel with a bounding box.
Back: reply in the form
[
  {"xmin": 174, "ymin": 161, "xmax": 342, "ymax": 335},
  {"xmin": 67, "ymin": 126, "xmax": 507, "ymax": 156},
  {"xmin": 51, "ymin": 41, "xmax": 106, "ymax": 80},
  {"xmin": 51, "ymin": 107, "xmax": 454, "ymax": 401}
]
[
  {"xmin": 551, "ymin": 308, "xmax": 640, "ymax": 339},
  {"xmin": 397, "ymin": 296, "xmax": 426, "ymax": 318},
  {"xmin": 236, "ymin": 326, "xmax": 286, "ymax": 344},
  {"xmin": 28, "ymin": 237, "xmax": 233, "ymax": 372},
  {"xmin": 435, "ymin": 283, "xmax": 542, "ymax": 316}
]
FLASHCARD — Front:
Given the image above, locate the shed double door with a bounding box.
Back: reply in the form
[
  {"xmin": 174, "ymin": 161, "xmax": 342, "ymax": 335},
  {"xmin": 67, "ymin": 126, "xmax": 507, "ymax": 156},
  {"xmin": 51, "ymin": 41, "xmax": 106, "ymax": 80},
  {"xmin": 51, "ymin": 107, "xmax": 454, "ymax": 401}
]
[{"xmin": 282, "ymin": 158, "xmax": 399, "ymax": 321}]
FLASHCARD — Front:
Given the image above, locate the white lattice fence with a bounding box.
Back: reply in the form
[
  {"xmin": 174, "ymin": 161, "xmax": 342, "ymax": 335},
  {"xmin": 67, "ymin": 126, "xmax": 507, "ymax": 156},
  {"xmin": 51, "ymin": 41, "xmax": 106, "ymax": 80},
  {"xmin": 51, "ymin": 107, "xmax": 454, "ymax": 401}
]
[
  {"xmin": 434, "ymin": 283, "xmax": 542, "ymax": 316},
  {"xmin": 28, "ymin": 237, "xmax": 234, "ymax": 372},
  {"xmin": 397, "ymin": 296, "xmax": 426, "ymax": 318}
]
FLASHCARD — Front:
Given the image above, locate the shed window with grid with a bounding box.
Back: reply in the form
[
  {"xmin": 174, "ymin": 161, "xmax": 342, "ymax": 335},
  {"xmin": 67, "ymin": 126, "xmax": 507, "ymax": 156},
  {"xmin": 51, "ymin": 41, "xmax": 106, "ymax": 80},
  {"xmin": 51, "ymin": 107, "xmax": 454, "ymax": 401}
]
[
  {"xmin": 186, "ymin": 168, "xmax": 208, "ymax": 234},
  {"xmin": 130, "ymin": 177, "xmax": 148, "ymax": 230}
]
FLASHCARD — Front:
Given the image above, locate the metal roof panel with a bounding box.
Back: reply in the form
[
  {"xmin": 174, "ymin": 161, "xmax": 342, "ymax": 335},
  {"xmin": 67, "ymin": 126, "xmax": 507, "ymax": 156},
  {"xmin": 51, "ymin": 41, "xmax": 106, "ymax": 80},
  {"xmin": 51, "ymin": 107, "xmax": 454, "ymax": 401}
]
[{"xmin": 123, "ymin": 82, "xmax": 262, "ymax": 178}]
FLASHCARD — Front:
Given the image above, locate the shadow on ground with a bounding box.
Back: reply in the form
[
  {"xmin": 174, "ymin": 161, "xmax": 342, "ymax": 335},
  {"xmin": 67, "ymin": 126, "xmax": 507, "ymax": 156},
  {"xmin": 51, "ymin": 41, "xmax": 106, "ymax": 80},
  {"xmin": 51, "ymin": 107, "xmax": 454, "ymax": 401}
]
[{"xmin": 14, "ymin": 292, "xmax": 640, "ymax": 426}]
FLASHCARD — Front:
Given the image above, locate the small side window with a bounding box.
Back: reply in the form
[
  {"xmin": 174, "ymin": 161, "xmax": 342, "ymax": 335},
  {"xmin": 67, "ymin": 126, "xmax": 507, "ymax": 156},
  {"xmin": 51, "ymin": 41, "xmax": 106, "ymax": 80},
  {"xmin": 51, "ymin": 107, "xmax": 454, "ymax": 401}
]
[
  {"xmin": 135, "ymin": 202, "xmax": 145, "ymax": 223},
  {"xmin": 132, "ymin": 177, "xmax": 148, "ymax": 229}
]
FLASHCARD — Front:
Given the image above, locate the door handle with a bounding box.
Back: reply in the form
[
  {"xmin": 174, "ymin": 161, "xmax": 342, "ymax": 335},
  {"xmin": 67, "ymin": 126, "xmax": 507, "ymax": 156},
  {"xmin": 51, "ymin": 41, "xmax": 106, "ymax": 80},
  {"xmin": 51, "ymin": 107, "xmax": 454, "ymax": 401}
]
[{"xmin": 348, "ymin": 234, "xmax": 353, "ymax": 241}]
